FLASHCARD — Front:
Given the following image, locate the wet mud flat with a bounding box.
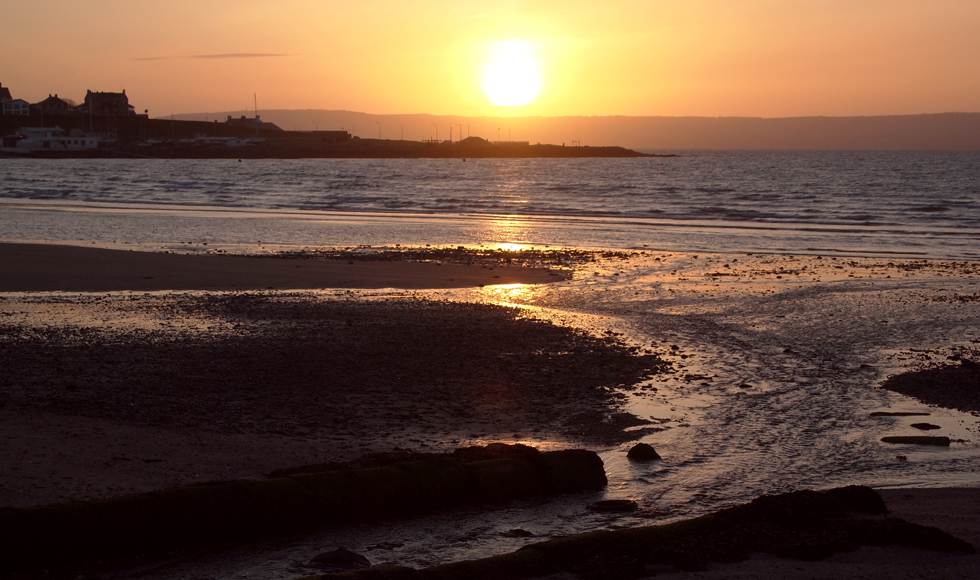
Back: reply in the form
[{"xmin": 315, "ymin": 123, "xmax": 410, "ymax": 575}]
[{"xmin": 0, "ymin": 293, "xmax": 667, "ymax": 507}]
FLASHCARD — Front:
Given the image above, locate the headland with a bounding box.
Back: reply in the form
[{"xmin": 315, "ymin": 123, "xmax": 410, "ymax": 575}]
[{"xmin": 0, "ymin": 84, "xmax": 666, "ymax": 158}]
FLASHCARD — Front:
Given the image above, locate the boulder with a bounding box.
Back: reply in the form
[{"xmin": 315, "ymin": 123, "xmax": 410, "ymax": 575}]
[
  {"xmin": 309, "ymin": 547, "xmax": 371, "ymax": 572},
  {"xmin": 627, "ymin": 443, "xmax": 661, "ymax": 461}
]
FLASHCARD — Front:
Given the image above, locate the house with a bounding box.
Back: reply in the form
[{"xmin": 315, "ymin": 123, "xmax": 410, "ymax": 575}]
[
  {"xmin": 34, "ymin": 94, "xmax": 75, "ymax": 115},
  {"xmin": 77, "ymin": 90, "xmax": 136, "ymax": 116},
  {"xmin": 0, "ymin": 82, "xmax": 11, "ymax": 103},
  {"xmin": 2, "ymin": 98, "xmax": 30, "ymax": 116}
]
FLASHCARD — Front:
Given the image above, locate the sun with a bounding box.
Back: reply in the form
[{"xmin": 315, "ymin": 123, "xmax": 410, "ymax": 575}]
[{"xmin": 481, "ymin": 40, "xmax": 543, "ymax": 107}]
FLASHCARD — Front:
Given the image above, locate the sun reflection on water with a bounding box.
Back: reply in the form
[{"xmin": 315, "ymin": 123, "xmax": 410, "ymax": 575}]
[
  {"xmin": 478, "ymin": 216, "xmax": 535, "ymax": 248},
  {"xmin": 478, "ymin": 283, "xmax": 535, "ymax": 311}
]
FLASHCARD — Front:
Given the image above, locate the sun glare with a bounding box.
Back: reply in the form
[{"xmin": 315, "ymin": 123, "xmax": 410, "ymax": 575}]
[{"xmin": 481, "ymin": 40, "xmax": 543, "ymax": 107}]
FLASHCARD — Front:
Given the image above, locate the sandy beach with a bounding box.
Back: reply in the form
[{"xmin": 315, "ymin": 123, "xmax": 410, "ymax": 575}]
[{"xmin": 2, "ymin": 242, "xmax": 980, "ymax": 579}]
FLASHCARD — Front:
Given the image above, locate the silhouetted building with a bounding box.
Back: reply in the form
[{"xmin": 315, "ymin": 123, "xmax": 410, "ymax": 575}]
[
  {"xmin": 0, "ymin": 82, "xmax": 11, "ymax": 103},
  {"xmin": 224, "ymin": 114, "xmax": 282, "ymax": 132},
  {"xmin": 78, "ymin": 90, "xmax": 136, "ymax": 117},
  {"xmin": 34, "ymin": 94, "xmax": 75, "ymax": 115}
]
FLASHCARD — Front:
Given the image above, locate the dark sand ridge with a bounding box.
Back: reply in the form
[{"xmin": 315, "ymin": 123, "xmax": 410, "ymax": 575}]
[{"xmin": 0, "ymin": 243, "xmax": 564, "ymax": 292}]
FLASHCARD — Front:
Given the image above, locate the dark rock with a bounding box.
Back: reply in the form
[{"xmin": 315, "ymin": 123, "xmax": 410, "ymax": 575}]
[
  {"xmin": 627, "ymin": 443, "xmax": 661, "ymax": 461},
  {"xmin": 880, "ymin": 359, "xmax": 980, "ymax": 413},
  {"xmin": 309, "ymin": 547, "xmax": 371, "ymax": 572},
  {"xmin": 910, "ymin": 423, "xmax": 941, "ymax": 430},
  {"xmin": 881, "ymin": 436, "xmax": 950, "ymax": 446},
  {"xmin": 822, "ymin": 484, "xmax": 889, "ymax": 515},
  {"xmin": 870, "ymin": 411, "xmax": 931, "ymax": 417},
  {"xmin": 324, "ymin": 486, "xmax": 976, "ymax": 580},
  {"xmin": 588, "ymin": 499, "xmax": 638, "ymax": 512},
  {"xmin": 501, "ymin": 528, "xmax": 534, "ymax": 538}
]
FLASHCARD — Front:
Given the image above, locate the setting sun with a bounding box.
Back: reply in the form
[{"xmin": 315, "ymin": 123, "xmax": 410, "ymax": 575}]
[{"xmin": 481, "ymin": 40, "xmax": 543, "ymax": 107}]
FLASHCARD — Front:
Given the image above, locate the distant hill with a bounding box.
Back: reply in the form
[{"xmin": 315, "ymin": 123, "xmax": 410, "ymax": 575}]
[{"xmin": 170, "ymin": 111, "xmax": 980, "ymax": 151}]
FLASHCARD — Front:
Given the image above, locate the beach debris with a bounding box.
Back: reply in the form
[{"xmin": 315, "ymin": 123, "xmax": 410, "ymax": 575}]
[
  {"xmin": 627, "ymin": 443, "xmax": 661, "ymax": 461},
  {"xmin": 308, "ymin": 547, "xmax": 371, "ymax": 572},
  {"xmin": 896, "ymin": 455, "xmax": 908, "ymax": 461},
  {"xmin": 910, "ymin": 422, "xmax": 941, "ymax": 430},
  {"xmin": 881, "ymin": 436, "xmax": 950, "ymax": 446},
  {"xmin": 870, "ymin": 411, "xmax": 931, "ymax": 417},
  {"xmin": 588, "ymin": 499, "xmax": 639, "ymax": 512},
  {"xmin": 501, "ymin": 528, "xmax": 534, "ymax": 538}
]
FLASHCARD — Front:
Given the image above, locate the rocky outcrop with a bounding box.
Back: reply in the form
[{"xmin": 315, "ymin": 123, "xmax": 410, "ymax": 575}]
[
  {"xmin": 298, "ymin": 486, "xmax": 974, "ymax": 580},
  {"xmin": 0, "ymin": 445, "xmax": 606, "ymax": 572}
]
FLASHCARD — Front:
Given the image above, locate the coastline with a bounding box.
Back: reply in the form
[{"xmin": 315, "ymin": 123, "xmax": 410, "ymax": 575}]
[{"xmin": 0, "ymin": 140, "xmax": 668, "ymax": 160}]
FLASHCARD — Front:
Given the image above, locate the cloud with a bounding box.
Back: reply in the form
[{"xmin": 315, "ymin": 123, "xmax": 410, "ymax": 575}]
[
  {"xmin": 134, "ymin": 53, "xmax": 294, "ymax": 61},
  {"xmin": 191, "ymin": 53, "xmax": 294, "ymax": 59}
]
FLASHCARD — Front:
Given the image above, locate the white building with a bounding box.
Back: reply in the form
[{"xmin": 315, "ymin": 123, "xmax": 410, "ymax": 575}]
[
  {"xmin": 13, "ymin": 127, "xmax": 99, "ymax": 150},
  {"xmin": 2, "ymin": 98, "xmax": 30, "ymax": 116}
]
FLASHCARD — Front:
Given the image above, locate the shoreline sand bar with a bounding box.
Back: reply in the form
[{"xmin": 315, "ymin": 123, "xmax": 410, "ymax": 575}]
[{"xmin": 0, "ymin": 243, "xmax": 563, "ymax": 292}]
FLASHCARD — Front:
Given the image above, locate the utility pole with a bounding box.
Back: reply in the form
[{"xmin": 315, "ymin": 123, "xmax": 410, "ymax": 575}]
[
  {"xmin": 253, "ymin": 93, "xmax": 259, "ymax": 137},
  {"xmin": 376, "ymin": 121, "xmax": 381, "ymax": 140}
]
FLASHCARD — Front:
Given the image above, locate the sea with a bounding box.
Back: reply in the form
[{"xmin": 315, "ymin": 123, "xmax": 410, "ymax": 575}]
[
  {"xmin": 2, "ymin": 151, "xmax": 980, "ymax": 577},
  {"xmin": 1, "ymin": 151, "xmax": 979, "ymax": 258}
]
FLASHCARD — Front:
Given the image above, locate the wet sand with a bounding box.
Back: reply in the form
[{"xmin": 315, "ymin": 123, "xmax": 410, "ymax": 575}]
[
  {"xmin": 3, "ymin": 243, "xmax": 980, "ymax": 579},
  {"xmin": 0, "ymin": 242, "xmax": 565, "ymax": 292},
  {"xmin": 0, "ymin": 291, "xmax": 661, "ymax": 508}
]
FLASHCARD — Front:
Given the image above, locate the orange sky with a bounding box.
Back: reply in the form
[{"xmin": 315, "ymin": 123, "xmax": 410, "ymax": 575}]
[{"xmin": 4, "ymin": 0, "xmax": 979, "ymax": 118}]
